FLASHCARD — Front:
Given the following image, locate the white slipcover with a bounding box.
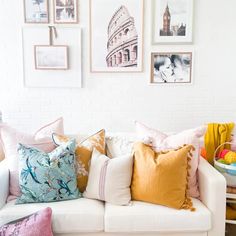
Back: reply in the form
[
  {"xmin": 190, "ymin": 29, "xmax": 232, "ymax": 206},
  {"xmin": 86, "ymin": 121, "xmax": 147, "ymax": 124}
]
[
  {"xmin": 105, "ymin": 198, "xmax": 211, "ymax": 232},
  {"xmin": 0, "ymin": 198, "xmax": 104, "ymax": 233}
]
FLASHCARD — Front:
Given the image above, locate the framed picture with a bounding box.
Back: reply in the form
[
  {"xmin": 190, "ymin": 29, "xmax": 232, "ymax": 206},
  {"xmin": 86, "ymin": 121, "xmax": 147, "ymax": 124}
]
[
  {"xmin": 23, "ymin": 0, "xmax": 49, "ymax": 23},
  {"xmin": 34, "ymin": 45, "xmax": 69, "ymax": 70},
  {"xmin": 90, "ymin": 0, "xmax": 144, "ymax": 73},
  {"xmin": 152, "ymin": 0, "xmax": 193, "ymax": 44},
  {"xmin": 150, "ymin": 52, "xmax": 193, "ymax": 84},
  {"xmin": 53, "ymin": 0, "xmax": 79, "ymax": 24}
]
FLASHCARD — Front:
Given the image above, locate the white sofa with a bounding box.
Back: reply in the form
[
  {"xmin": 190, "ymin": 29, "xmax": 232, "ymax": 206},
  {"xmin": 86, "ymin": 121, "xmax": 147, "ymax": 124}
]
[{"xmin": 0, "ymin": 133, "xmax": 226, "ymax": 236}]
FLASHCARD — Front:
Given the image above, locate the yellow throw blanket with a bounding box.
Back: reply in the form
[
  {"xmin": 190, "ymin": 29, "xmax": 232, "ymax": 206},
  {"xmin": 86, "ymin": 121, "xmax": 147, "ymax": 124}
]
[{"xmin": 204, "ymin": 123, "xmax": 234, "ymax": 165}]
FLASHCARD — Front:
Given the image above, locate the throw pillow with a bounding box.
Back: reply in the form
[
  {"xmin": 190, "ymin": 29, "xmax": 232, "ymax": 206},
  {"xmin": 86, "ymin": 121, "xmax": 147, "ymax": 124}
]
[
  {"xmin": 131, "ymin": 142, "xmax": 195, "ymax": 210},
  {"xmin": 16, "ymin": 139, "xmax": 79, "ymax": 204},
  {"xmin": 0, "ymin": 117, "xmax": 64, "ymax": 198},
  {"xmin": 105, "ymin": 134, "xmax": 135, "ymax": 158},
  {"xmin": 0, "ymin": 207, "xmax": 53, "ymax": 236},
  {"xmin": 53, "ymin": 129, "xmax": 106, "ymax": 192},
  {"xmin": 135, "ymin": 121, "xmax": 206, "ymax": 198},
  {"xmin": 83, "ymin": 149, "xmax": 133, "ymax": 205}
]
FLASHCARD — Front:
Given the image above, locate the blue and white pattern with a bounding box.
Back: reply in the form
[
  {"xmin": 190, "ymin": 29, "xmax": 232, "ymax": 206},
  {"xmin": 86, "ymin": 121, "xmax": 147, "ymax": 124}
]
[{"xmin": 16, "ymin": 139, "xmax": 80, "ymax": 204}]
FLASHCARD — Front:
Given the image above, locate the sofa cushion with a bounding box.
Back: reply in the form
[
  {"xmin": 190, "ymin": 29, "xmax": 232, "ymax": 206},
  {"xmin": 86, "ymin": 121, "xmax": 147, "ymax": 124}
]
[
  {"xmin": 16, "ymin": 140, "xmax": 79, "ymax": 204},
  {"xmin": 0, "ymin": 118, "xmax": 64, "ymax": 198},
  {"xmin": 0, "ymin": 198, "xmax": 104, "ymax": 233},
  {"xmin": 135, "ymin": 121, "xmax": 207, "ymax": 198},
  {"xmin": 53, "ymin": 129, "xmax": 106, "ymax": 193},
  {"xmin": 0, "ymin": 207, "xmax": 53, "ymax": 236},
  {"xmin": 105, "ymin": 133, "xmax": 136, "ymax": 158},
  {"xmin": 105, "ymin": 198, "xmax": 211, "ymax": 232},
  {"xmin": 131, "ymin": 143, "xmax": 194, "ymax": 210},
  {"xmin": 83, "ymin": 149, "xmax": 133, "ymax": 205}
]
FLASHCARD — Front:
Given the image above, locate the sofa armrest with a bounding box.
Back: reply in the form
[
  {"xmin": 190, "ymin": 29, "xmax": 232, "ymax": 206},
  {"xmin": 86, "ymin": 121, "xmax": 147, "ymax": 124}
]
[
  {"xmin": 198, "ymin": 157, "xmax": 226, "ymax": 236},
  {"xmin": 0, "ymin": 159, "xmax": 9, "ymax": 209}
]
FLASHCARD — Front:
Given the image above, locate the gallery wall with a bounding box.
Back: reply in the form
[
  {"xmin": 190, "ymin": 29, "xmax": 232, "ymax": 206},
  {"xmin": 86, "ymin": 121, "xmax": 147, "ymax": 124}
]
[{"xmin": 0, "ymin": 0, "xmax": 236, "ymax": 134}]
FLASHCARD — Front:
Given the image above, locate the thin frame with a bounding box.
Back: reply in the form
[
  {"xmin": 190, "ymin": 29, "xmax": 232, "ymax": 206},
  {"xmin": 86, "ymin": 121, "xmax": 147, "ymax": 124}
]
[
  {"xmin": 89, "ymin": 0, "xmax": 144, "ymax": 73},
  {"xmin": 53, "ymin": 0, "xmax": 79, "ymax": 24},
  {"xmin": 34, "ymin": 45, "xmax": 69, "ymax": 70},
  {"xmin": 152, "ymin": 0, "xmax": 193, "ymax": 44},
  {"xmin": 23, "ymin": 0, "xmax": 49, "ymax": 24},
  {"xmin": 150, "ymin": 52, "xmax": 193, "ymax": 84}
]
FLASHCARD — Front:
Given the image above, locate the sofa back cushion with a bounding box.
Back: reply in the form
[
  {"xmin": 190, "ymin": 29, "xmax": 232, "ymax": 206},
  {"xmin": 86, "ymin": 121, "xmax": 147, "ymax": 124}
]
[
  {"xmin": 131, "ymin": 142, "xmax": 195, "ymax": 210},
  {"xmin": 0, "ymin": 118, "xmax": 64, "ymax": 198}
]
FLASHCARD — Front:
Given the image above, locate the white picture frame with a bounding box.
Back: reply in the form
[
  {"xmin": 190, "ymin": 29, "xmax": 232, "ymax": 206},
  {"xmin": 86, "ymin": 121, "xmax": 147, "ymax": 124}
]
[
  {"xmin": 53, "ymin": 0, "xmax": 79, "ymax": 24},
  {"xmin": 24, "ymin": 0, "xmax": 49, "ymax": 23},
  {"xmin": 90, "ymin": 0, "xmax": 144, "ymax": 73},
  {"xmin": 34, "ymin": 45, "xmax": 69, "ymax": 70},
  {"xmin": 150, "ymin": 52, "xmax": 193, "ymax": 84},
  {"xmin": 152, "ymin": 0, "xmax": 193, "ymax": 44},
  {"xmin": 22, "ymin": 27, "xmax": 82, "ymax": 88}
]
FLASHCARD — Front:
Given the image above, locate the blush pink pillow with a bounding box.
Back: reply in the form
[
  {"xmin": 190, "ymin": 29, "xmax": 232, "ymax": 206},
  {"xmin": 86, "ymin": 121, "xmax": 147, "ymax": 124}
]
[
  {"xmin": 135, "ymin": 121, "xmax": 207, "ymax": 198},
  {"xmin": 0, "ymin": 207, "xmax": 53, "ymax": 236},
  {"xmin": 0, "ymin": 118, "xmax": 64, "ymax": 198}
]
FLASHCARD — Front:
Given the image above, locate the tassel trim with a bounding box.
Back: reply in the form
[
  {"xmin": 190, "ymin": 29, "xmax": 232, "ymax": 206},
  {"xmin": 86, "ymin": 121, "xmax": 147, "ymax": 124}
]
[{"xmin": 180, "ymin": 144, "xmax": 196, "ymax": 212}]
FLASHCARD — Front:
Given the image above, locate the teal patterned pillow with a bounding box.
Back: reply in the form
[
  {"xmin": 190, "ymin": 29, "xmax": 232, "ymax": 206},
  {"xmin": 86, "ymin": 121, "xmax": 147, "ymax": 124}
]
[{"xmin": 16, "ymin": 139, "xmax": 80, "ymax": 204}]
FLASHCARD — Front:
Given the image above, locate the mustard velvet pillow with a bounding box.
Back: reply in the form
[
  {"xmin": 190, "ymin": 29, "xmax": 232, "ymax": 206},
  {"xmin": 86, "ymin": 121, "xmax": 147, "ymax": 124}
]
[
  {"xmin": 131, "ymin": 142, "xmax": 195, "ymax": 210},
  {"xmin": 53, "ymin": 129, "xmax": 106, "ymax": 192}
]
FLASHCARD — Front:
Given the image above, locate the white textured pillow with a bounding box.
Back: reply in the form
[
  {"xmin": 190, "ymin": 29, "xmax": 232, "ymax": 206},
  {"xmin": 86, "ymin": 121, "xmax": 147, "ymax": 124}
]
[
  {"xmin": 105, "ymin": 134, "xmax": 135, "ymax": 158},
  {"xmin": 83, "ymin": 149, "xmax": 133, "ymax": 205}
]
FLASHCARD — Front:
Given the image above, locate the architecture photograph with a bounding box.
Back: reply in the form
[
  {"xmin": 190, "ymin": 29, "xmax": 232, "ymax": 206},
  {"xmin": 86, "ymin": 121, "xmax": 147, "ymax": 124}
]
[
  {"xmin": 160, "ymin": 4, "xmax": 186, "ymax": 36},
  {"xmin": 106, "ymin": 5, "xmax": 138, "ymax": 67}
]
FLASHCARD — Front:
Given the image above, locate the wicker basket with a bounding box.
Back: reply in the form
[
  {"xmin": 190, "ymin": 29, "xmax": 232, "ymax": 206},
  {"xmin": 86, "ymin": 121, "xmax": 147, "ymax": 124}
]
[{"xmin": 214, "ymin": 142, "xmax": 236, "ymax": 187}]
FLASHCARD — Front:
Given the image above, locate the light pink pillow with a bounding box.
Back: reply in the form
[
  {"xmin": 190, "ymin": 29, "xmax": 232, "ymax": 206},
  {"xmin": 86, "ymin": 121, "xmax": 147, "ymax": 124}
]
[
  {"xmin": 0, "ymin": 118, "xmax": 64, "ymax": 198},
  {"xmin": 0, "ymin": 207, "xmax": 53, "ymax": 236},
  {"xmin": 135, "ymin": 121, "xmax": 207, "ymax": 198}
]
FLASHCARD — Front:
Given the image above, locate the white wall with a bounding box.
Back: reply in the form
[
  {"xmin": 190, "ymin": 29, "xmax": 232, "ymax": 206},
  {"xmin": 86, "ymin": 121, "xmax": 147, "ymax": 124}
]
[{"xmin": 0, "ymin": 0, "xmax": 236, "ymax": 134}]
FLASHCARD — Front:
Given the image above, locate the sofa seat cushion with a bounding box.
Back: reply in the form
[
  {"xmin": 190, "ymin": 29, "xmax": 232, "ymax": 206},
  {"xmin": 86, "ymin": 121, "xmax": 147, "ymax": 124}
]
[
  {"xmin": 105, "ymin": 198, "xmax": 211, "ymax": 232},
  {"xmin": 0, "ymin": 198, "xmax": 104, "ymax": 233}
]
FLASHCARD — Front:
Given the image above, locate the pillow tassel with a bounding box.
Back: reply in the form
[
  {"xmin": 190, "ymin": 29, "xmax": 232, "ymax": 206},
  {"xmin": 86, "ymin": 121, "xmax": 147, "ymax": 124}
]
[{"xmin": 181, "ymin": 146, "xmax": 196, "ymax": 212}]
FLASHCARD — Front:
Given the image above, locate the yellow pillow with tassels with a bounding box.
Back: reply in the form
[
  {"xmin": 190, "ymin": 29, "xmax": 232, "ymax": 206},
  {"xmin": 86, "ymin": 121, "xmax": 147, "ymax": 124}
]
[
  {"xmin": 52, "ymin": 129, "xmax": 106, "ymax": 192},
  {"xmin": 131, "ymin": 142, "xmax": 195, "ymax": 210}
]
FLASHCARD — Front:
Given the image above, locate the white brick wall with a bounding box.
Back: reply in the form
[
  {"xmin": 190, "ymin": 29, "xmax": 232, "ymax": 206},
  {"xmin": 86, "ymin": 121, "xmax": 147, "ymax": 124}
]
[{"xmin": 0, "ymin": 0, "xmax": 236, "ymax": 134}]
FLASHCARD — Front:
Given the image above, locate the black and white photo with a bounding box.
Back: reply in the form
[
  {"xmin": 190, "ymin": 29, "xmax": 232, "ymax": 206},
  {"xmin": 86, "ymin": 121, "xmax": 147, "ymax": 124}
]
[
  {"xmin": 53, "ymin": 0, "xmax": 78, "ymax": 24},
  {"xmin": 151, "ymin": 52, "xmax": 192, "ymax": 84}
]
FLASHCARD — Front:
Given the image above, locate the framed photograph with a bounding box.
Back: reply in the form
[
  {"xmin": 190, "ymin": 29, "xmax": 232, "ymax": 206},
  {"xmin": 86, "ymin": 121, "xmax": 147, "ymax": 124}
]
[
  {"xmin": 53, "ymin": 0, "xmax": 79, "ymax": 24},
  {"xmin": 23, "ymin": 0, "xmax": 49, "ymax": 23},
  {"xmin": 34, "ymin": 45, "xmax": 69, "ymax": 70},
  {"xmin": 23, "ymin": 27, "xmax": 81, "ymax": 88},
  {"xmin": 90, "ymin": 0, "xmax": 144, "ymax": 73},
  {"xmin": 150, "ymin": 52, "xmax": 193, "ymax": 84},
  {"xmin": 152, "ymin": 0, "xmax": 193, "ymax": 44}
]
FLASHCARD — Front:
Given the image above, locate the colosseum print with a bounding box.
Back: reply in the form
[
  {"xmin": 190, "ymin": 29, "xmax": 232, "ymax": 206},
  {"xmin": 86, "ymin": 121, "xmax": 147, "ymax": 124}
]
[
  {"xmin": 106, "ymin": 6, "xmax": 138, "ymax": 68},
  {"xmin": 90, "ymin": 0, "xmax": 143, "ymax": 72}
]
